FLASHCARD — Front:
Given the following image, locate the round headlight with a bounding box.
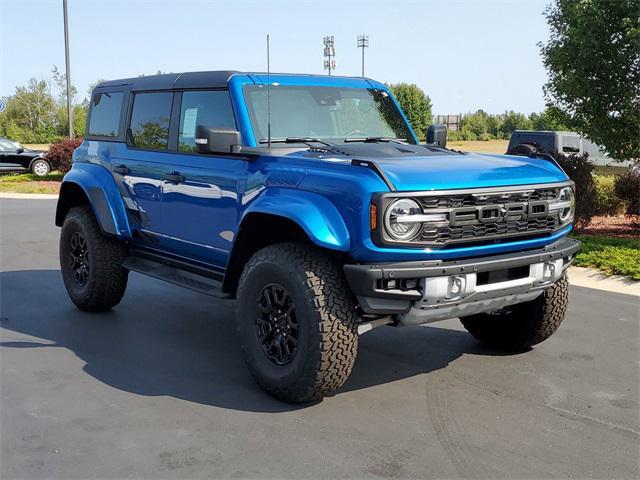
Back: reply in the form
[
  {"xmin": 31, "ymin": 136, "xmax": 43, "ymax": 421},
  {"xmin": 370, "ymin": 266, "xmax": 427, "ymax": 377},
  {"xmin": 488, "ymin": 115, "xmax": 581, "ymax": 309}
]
[
  {"xmin": 558, "ymin": 186, "xmax": 575, "ymax": 223},
  {"xmin": 384, "ymin": 198, "xmax": 422, "ymax": 240}
]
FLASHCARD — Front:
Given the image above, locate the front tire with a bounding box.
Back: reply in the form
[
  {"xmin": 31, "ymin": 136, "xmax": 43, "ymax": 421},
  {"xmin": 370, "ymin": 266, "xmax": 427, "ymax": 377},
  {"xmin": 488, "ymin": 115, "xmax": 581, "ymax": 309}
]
[
  {"xmin": 236, "ymin": 243, "xmax": 359, "ymax": 403},
  {"xmin": 460, "ymin": 274, "xmax": 569, "ymax": 350},
  {"xmin": 60, "ymin": 206, "xmax": 129, "ymax": 311},
  {"xmin": 31, "ymin": 158, "xmax": 51, "ymax": 176}
]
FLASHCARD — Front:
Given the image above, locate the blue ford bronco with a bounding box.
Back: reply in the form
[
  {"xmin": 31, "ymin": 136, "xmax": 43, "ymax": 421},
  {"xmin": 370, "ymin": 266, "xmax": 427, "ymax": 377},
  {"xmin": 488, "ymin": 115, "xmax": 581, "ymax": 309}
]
[{"xmin": 56, "ymin": 71, "xmax": 579, "ymax": 403}]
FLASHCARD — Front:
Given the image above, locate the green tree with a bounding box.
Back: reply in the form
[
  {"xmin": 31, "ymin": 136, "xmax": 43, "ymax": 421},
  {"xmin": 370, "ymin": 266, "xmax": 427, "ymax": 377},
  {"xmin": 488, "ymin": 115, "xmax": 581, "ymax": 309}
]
[
  {"xmin": 461, "ymin": 110, "xmax": 491, "ymax": 137},
  {"xmin": 499, "ymin": 110, "xmax": 533, "ymax": 137},
  {"xmin": 529, "ymin": 107, "xmax": 567, "ymax": 131},
  {"xmin": 540, "ymin": 0, "xmax": 640, "ymax": 160},
  {"xmin": 388, "ymin": 83, "xmax": 432, "ymax": 139},
  {"xmin": 0, "ymin": 79, "xmax": 56, "ymax": 142}
]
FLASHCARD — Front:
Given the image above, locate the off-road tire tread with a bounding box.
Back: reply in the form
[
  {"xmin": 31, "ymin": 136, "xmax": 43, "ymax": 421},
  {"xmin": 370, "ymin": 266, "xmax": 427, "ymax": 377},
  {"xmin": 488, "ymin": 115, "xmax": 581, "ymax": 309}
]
[
  {"xmin": 236, "ymin": 243, "xmax": 358, "ymax": 403},
  {"xmin": 60, "ymin": 206, "xmax": 128, "ymax": 311},
  {"xmin": 460, "ymin": 274, "xmax": 569, "ymax": 350}
]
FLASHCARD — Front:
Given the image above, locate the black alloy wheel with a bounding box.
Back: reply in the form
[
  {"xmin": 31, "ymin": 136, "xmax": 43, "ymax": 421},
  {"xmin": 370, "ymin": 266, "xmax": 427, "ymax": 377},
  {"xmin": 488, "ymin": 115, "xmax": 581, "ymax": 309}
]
[
  {"xmin": 255, "ymin": 283, "xmax": 299, "ymax": 365},
  {"xmin": 69, "ymin": 231, "xmax": 90, "ymax": 287}
]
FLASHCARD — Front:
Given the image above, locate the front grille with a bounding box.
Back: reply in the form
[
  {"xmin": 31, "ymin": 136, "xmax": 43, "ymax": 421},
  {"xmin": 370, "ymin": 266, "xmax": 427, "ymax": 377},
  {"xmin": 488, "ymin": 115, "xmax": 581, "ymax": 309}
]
[
  {"xmin": 421, "ymin": 217, "xmax": 558, "ymax": 244},
  {"xmin": 378, "ymin": 184, "xmax": 569, "ymax": 248}
]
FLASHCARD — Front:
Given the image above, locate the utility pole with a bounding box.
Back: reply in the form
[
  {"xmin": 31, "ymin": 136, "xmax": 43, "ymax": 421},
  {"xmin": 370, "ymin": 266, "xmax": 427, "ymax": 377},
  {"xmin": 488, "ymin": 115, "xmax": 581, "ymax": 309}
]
[
  {"xmin": 357, "ymin": 34, "xmax": 369, "ymax": 77},
  {"xmin": 63, "ymin": 0, "xmax": 73, "ymax": 138},
  {"xmin": 323, "ymin": 36, "xmax": 335, "ymax": 75}
]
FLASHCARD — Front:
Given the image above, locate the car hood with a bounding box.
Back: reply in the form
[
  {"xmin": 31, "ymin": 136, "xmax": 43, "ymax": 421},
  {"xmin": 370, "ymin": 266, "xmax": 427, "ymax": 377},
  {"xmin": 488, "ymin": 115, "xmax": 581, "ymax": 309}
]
[
  {"xmin": 298, "ymin": 142, "xmax": 568, "ymax": 191},
  {"xmin": 370, "ymin": 153, "xmax": 568, "ymax": 191}
]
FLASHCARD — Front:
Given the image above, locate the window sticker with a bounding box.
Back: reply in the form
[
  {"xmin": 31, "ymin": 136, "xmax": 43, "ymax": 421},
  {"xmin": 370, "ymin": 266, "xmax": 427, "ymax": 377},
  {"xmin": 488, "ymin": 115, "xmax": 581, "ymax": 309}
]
[{"xmin": 182, "ymin": 108, "xmax": 198, "ymax": 138}]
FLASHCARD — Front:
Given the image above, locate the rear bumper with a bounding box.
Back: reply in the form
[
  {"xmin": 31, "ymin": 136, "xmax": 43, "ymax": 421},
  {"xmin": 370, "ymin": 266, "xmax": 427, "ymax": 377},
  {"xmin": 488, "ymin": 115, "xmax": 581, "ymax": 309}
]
[{"xmin": 344, "ymin": 237, "xmax": 580, "ymax": 323}]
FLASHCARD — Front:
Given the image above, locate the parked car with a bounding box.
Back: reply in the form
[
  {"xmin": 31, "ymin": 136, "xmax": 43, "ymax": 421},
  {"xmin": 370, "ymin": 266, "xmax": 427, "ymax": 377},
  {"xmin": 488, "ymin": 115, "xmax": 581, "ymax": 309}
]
[
  {"xmin": 55, "ymin": 71, "xmax": 579, "ymax": 403},
  {"xmin": 506, "ymin": 130, "xmax": 634, "ymax": 167},
  {"xmin": 0, "ymin": 137, "xmax": 51, "ymax": 176}
]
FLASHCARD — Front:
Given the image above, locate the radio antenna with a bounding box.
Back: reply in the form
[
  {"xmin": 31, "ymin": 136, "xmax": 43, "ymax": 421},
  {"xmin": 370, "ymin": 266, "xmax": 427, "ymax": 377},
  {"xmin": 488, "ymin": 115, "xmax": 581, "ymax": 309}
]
[{"xmin": 267, "ymin": 34, "xmax": 271, "ymax": 149}]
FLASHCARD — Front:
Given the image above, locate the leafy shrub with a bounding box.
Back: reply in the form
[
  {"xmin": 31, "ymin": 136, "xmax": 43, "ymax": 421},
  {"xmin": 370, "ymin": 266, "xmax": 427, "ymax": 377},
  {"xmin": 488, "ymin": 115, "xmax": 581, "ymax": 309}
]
[
  {"xmin": 573, "ymin": 234, "xmax": 640, "ymax": 280},
  {"xmin": 46, "ymin": 138, "xmax": 83, "ymax": 175},
  {"xmin": 478, "ymin": 133, "xmax": 493, "ymax": 141},
  {"xmin": 614, "ymin": 168, "xmax": 640, "ymax": 216},
  {"xmin": 555, "ymin": 153, "xmax": 597, "ymax": 229},
  {"xmin": 593, "ymin": 175, "xmax": 625, "ymax": 216}
]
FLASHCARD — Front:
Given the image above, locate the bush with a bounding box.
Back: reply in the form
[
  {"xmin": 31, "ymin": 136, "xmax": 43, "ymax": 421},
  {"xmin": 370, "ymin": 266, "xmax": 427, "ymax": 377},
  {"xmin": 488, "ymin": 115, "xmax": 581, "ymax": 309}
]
[
  {"xmin": 614, "ymin": 168, "xmax": 640, "ymax": 216},
  {"xmin": 555, "ymin": 153, "xmax": 597, "ymax": 229},
  {"xmin": 478, "ymin": 133, "xmax": 493, "ymax": 141},
  {"xmin": 593, "ymin": 175, "xmax": 625, "ymax": 216},
  {"xmin": 46, "ymin": 138, "xmax": 83, "ymax": 175},
  {"xmin": 573, "ymin": 235, "xmax": 640, "ymax": 280}
]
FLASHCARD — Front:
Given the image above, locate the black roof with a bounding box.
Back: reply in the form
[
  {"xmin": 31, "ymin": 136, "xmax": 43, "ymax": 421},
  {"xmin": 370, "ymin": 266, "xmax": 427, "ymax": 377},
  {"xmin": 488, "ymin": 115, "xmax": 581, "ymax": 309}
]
[{"xmin": 97, "ymin": 71, "xmax": 239, "ymax": 91}]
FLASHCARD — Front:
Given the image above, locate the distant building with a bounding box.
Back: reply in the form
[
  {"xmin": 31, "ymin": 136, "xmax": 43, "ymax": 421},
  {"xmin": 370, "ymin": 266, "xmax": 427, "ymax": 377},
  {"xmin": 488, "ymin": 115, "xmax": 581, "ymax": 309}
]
[{"xmin": 433, "ymin": 114, "xmax": 461, "ymax": 131}]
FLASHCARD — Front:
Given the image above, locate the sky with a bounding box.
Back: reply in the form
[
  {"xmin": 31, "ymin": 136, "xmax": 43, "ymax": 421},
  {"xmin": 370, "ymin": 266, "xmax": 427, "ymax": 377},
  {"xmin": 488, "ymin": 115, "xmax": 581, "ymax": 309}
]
[{"xmin": 1, "ymin": 0, "xmax": 552, "ymax": 115}]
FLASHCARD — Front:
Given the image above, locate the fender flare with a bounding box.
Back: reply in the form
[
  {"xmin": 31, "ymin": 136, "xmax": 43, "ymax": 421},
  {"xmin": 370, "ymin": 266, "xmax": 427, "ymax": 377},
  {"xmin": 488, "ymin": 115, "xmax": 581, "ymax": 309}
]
[
  {"xmin": 241, "ymin": 188, "xmax": 350, "ymax": 251},
  {"xmin": 55, "ymin": 162, "xmax": 132, "ymax": 239}
]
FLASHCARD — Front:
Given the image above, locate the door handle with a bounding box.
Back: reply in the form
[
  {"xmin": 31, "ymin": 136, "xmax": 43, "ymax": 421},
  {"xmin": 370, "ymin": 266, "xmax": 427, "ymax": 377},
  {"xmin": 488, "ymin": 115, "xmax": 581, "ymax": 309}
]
[
  {"xmin": 163, "ymin": 172, "xmax": 185, "ymax": 183},
  {"xmin": 113, "ymin": 164, "xmax": 130, "ymax": 175}
]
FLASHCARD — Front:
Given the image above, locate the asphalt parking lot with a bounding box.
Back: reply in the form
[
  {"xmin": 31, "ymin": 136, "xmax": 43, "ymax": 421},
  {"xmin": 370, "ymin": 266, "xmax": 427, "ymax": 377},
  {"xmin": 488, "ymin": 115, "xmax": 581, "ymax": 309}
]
[{"xmin": 1, "ymin": 198, "xmax": 638, "ymax": 479}]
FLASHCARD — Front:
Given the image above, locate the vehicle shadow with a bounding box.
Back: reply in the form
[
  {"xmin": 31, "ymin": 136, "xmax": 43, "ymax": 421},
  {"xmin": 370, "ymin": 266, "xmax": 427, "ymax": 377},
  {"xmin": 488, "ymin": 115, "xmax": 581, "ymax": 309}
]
[{"xmin": 0, "ymin": 269, "xmax": 516, "ymax": 413}]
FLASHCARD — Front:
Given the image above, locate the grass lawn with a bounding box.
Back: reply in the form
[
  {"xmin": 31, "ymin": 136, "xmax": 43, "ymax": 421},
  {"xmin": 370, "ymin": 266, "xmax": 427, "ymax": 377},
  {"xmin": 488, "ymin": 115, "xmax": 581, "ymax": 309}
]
[
  {"xmin": 572, "ymin": 234, "xmax": 640, "ymax": 280},
  {"xmin": 0, "ymin": 172, "xmax": 62, "ymax": 194},
  {"xmin": 447, "ymin": 139, "xmax": 509, "ymax": 154}
]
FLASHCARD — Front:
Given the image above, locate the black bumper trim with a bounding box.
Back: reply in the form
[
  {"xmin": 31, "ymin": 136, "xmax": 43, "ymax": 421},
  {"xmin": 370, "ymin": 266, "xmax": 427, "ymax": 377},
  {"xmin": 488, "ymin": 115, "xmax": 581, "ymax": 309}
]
[{"xmin": 343, "ymin": 237, "xmax": 580, "ymax": 302}]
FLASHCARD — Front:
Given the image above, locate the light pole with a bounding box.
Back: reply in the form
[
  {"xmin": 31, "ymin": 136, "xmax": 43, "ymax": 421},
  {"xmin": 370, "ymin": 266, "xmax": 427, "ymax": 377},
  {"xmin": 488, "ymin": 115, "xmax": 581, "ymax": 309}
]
[
  {"xmin": 357, "ymin": 34, "xmax": 369, "ymax": 78},
  {"xmin": 323, "ymin": 36, "xmax": 335, "ymax": 75},
  {"xmin": 63, "ymin": 0, "xmax": 73, "ymax": 138}
]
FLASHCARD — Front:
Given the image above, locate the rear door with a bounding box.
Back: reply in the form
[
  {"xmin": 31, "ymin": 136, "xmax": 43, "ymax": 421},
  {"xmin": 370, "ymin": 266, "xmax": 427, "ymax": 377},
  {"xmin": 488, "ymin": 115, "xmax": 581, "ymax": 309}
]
[
  {"xmin": 158, "ymin": 89, "xmax": 247, "ymax": 268},
  {"xmin": 111, "ymin": 91, "xmax": 174, "ymax": 243}
]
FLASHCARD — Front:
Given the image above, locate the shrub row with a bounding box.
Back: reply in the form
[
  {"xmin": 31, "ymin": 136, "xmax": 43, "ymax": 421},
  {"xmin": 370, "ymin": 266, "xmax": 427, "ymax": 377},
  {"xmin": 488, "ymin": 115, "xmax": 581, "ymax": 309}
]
[{"xmin": 556, "ymin": 153, "xmax": 639, "ymax": 227}]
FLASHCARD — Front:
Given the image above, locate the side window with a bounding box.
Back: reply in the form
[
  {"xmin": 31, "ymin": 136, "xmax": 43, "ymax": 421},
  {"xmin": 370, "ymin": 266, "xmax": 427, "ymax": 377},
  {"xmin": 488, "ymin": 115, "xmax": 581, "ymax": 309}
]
[
  {"xmin": 88, "ymin": 91, "xmax": 123, "ymax": 137},
  {"xmin": 561, "ymin": 135, "xmax": 580, "ymax": 153},
  {"xmin": 0, "ymin": 140, "xmax": 15, "ymax": 151},
  {"xmin": 178, "ymin": 90, "xmax": 236, "ymax": 152},
  {"xmin": 129, "ymin": 92, "xmax": 173, "ymax": 150}
]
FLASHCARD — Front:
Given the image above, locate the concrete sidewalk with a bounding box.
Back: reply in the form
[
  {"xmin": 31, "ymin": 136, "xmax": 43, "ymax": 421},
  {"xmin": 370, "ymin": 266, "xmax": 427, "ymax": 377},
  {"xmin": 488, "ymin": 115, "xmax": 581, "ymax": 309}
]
[
  {"xmin": 568, "ymin": 266, "xmax": 640, "ymax": 296},
  {"xmin": 0, "ymin": 192, "xmax": 58, "ymax": 199}
]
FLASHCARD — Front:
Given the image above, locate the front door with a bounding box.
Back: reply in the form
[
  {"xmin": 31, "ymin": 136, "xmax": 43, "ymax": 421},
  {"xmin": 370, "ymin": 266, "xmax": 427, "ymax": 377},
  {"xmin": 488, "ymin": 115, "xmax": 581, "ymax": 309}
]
[{"xmin": 158, "ymin": 90, "xmax": 246, "ymax": 268}]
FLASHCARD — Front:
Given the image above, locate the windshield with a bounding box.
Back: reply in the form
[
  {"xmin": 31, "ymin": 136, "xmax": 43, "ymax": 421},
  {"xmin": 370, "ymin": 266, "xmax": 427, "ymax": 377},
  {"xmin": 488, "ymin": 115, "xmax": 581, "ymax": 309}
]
[{"xmin": 243, "ymin": 85, "xmax": 415, "ymax": 144}]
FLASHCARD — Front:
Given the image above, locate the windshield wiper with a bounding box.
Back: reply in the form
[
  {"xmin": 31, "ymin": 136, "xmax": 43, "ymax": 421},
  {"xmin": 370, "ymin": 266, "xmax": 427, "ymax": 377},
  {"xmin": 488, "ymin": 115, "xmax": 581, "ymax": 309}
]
[
  {"xmin": 259, "ymin": 137, "xmax": 334, "ymax": 146},
  {"xmin": 343, "ymin": 137, "xmax": 405, "ymax": 143}
]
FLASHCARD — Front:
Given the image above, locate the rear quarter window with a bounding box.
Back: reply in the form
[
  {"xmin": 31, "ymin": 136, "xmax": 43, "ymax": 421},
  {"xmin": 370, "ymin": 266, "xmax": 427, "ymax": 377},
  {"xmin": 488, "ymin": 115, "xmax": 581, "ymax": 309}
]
[
  {"xmin": 128, "ymin": 92, "xmax": 173, "ymax": 150},
  {"xmin": 88, "ymin": 92, "xmax": 123, "ymax": 138}
]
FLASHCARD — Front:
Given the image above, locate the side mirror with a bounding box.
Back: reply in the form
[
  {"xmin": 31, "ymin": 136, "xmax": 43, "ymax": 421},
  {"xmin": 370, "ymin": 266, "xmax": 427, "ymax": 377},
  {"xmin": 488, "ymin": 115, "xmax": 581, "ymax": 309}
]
[
  {"xmin": 195, "ymin": 126, "xmax": 242, "ymax": 154},
  {"xmin": 16, "ymin": 147, "xmax": 24, "ymax": 154},
  {"xmin": 426, "ymin": 124, "xmax": 447, "ymax": 148}
]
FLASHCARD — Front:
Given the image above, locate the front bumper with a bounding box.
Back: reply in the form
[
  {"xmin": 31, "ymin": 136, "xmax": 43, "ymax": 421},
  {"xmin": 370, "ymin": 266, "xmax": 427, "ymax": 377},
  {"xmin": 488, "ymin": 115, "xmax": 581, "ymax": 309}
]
[{"xmin": 344, "ymin": 237, "xmax": 580, "ymax": 325}]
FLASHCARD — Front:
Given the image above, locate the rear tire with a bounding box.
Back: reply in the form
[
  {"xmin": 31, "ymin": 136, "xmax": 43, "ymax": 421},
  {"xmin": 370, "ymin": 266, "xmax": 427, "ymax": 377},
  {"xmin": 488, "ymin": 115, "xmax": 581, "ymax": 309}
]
[
  {"xmin": 460, "ymin": 274, "xmax": 569, "ymax": 350},
  {"xmin": 236, "ymin": 243, "xmax": 359, "ymax": 403},
  {"xmin": 60, "ymin": 206, "xmax": 128, "ymax": 311}
]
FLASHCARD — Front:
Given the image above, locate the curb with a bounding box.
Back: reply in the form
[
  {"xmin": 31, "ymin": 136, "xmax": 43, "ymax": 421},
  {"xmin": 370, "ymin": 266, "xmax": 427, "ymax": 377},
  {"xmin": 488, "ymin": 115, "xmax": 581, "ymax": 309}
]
[
  {"xmin": 0, "ymin": 192, "xmax": 59, "ymax": 199},
  {"xmin": 568, "ymin": 266, "xmax": 640, "ymax": 297}
]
